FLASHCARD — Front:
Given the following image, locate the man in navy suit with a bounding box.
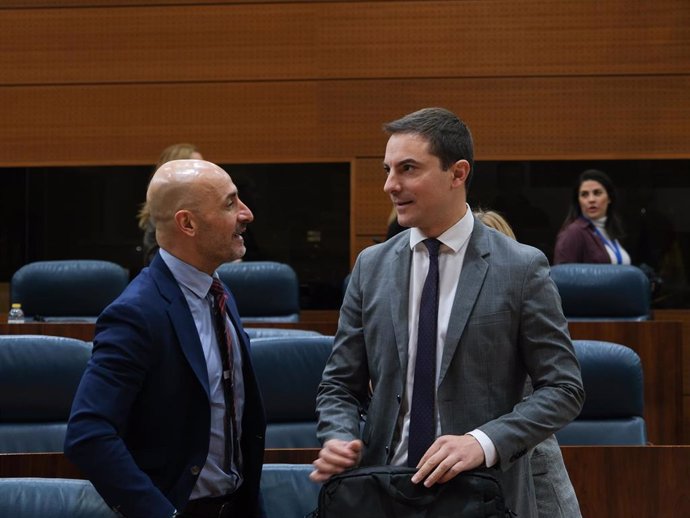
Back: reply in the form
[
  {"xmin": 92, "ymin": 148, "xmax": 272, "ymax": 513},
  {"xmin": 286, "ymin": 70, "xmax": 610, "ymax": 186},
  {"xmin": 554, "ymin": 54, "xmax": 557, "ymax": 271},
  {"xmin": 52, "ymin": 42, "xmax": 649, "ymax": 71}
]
[{"xmin": 65, "ymin": 159, "xmax": 266, "ymax": 518}]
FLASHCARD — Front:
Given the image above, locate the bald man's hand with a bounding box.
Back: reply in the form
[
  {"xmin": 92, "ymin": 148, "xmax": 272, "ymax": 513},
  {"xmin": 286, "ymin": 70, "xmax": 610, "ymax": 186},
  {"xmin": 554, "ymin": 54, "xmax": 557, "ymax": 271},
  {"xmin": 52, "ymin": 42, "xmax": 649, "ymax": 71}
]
[{"xmin": 309, "ymin": 439, "xmax": 363, "ymax": 483}]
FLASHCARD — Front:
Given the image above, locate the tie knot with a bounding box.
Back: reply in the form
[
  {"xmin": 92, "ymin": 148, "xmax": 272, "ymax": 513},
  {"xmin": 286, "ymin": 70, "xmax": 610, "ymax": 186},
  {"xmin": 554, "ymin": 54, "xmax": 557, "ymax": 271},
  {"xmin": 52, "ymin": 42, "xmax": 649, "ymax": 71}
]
[
  {"xmin": 210, "ymin": 278, "xmax": 226, "ymax": 299},
  {"xmin": 423, "ymin": 238, "xmax": 441, "ymax": 258},
  {"xmin": 210, "ymin": 278, "xmax": 227, "ymax": 314}
]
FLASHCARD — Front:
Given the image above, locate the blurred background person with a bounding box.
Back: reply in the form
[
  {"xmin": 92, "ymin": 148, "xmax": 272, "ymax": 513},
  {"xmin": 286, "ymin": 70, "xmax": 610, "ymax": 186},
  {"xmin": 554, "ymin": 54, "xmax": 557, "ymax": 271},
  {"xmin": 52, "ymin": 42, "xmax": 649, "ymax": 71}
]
[
  {"xmin": 553, "ymin": 169, "xmax": 630, "ymax": 265},
  {"xmin": 473, "ymin": 209, "xmax": 516, "ymax": 239},
  {"xmin": 138, "ymin": 143, "xmax": 203, "ymax": 265}
]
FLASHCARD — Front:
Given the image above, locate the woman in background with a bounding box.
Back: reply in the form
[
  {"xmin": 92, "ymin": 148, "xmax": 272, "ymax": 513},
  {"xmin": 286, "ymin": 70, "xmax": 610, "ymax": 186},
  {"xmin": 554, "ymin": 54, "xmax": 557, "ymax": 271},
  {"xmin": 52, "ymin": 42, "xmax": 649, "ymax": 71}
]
[
  {"xmin": 554, "ymin": 169, "xmax": 630, "ymax": 265},
  {"xmin": 138, "ymin": 143, "xmax": 203, "ymax": 264}
]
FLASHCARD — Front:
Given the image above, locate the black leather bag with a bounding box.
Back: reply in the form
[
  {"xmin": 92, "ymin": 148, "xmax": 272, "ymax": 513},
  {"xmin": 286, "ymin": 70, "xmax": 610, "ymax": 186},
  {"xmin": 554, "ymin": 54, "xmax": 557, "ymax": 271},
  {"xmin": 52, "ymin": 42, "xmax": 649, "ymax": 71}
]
[{"xmin": 310, "ymin": 465, "xmax": 511, "ymax": 518}]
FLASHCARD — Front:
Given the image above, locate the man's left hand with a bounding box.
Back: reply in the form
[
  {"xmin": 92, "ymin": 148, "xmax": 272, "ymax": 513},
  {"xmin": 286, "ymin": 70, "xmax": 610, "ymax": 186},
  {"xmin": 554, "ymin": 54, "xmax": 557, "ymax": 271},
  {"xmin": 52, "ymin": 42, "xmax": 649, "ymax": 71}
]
[{"xmin": 411, "ymin": 434, "xmax": 485, "ymax": 487}]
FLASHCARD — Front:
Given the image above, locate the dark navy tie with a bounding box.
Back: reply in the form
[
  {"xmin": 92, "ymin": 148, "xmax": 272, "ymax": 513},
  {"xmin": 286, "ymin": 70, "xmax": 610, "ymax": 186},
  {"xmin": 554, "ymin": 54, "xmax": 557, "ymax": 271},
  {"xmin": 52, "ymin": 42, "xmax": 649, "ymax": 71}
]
[{"xmin": 408, "ymin": 238, "xmax": 441, "ymax": 467}]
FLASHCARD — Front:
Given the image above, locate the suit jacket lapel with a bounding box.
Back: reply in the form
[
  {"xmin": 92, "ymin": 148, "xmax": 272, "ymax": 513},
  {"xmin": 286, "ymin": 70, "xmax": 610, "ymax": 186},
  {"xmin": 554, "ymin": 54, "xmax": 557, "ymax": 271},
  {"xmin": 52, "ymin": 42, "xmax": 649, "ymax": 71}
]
[
  {"xmin": 150, "ymin": 254, "xmax": 211, "ymax": 399},
  {"xmin": 390, "ymin": 237, "xmax": 413, "ymax": 375},
  {"xmin": 439, "ymin": 220, "xmax": 490, "ymax": 385}
]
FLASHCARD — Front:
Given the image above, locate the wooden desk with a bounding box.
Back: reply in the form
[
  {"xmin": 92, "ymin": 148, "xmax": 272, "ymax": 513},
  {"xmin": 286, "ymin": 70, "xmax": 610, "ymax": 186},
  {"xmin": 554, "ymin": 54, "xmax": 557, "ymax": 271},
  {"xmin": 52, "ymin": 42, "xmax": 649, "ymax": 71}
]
[
  {"xmin": 0, "ymin": 322, "xmax": 96, "ymax": 341},
  {"xmin": 243, "ymin": 310, "xmax": 338, "ymax": 335},
  {"xmin": 0, "ymin": 449, "xmax": 320, "ymax": 479},
  {"xmin": 654, "ymin": 309, "xmax": 690, "ymax": 443},
  {"xmin": 0, "ymin": 452, "xmax": 82, "ymax": 479},
  {"xmin": 569, "ymin": 320, "xmax": 684, "ymax": 444},
  {"xmin": 3, "ymin": 447, "xmax": 690, "ymax": 518},
  {"xmin": 0, "ymin": 310, "xmax": 340, "ymax": 341},
  {"xmin": 562, "ymin": 446, "xmax": 690, "ymax": 518}
]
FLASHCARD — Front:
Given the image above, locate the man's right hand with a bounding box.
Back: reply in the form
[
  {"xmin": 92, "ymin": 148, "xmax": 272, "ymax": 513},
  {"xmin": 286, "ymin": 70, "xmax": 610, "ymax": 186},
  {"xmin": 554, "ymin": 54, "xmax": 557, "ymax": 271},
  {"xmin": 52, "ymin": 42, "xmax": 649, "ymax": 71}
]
[{"xmin": 309, "ymin": 439, "xmax": 363, "ymax": 483}]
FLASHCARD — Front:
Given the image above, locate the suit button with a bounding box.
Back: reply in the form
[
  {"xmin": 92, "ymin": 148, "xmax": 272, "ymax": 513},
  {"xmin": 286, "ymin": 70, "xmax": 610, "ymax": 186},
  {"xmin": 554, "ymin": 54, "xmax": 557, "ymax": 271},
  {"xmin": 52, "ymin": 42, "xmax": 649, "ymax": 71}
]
[
  {"xmin": 385, "ymin": 446, "xmax": 390, "ymax": 454},
  {"xmin": 190, "ymin": 465, "xmax": 201, "ymax": 476},
  {"xmin": 509, "ymin": 449, "xmax": 527, "ymax": 462},
  {"xmin": 396, "ymin": 394, "xmax": 401, "ymax": 403}
]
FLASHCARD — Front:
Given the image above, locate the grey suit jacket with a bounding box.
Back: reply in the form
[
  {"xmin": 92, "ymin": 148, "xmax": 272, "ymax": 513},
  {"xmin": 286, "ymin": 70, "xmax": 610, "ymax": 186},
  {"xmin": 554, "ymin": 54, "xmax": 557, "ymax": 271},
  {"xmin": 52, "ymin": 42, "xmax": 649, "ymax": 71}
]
[{"xmin": 316, "ymin": 219, "xmax": 585, "ymax": 518}]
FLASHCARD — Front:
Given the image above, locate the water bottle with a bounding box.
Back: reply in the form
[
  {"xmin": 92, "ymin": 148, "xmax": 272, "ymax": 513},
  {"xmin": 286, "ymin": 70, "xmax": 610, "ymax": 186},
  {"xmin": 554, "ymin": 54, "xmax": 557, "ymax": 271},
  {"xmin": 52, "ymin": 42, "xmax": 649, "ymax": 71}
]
[{"xmin": 8, "ymin": 303, "xmax": 25, "ymax": 324}]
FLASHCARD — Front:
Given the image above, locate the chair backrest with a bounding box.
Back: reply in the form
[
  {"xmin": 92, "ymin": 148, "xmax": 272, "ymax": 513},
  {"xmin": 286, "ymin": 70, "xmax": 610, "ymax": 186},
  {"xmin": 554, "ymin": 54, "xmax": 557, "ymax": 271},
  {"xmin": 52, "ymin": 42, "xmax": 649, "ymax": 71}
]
[
  {"xmin": 550, "ymin": 264, "xmax": 651, "ymax": 321},
  {"xmin": 0, "ymin": 478, "xmax": 115, "ymax": 518},
  {"xmin": 0, "ymin": 335, "xmax": 92, "ymax": 453},
  {"xmin": 555, "ymin": 339, "xmax": 647, "ymax": 445},
  {"xmin": 250, "ymin": 336, "xmax": 333, "ymax": 447},
  {"xmin": 246, "ymin": 327, "xmax": 321, "ymax": 339},
  {"xmin": 11, "ymin": 260, "xmax": 129, "ymax": 319},
  {"xmin": 217, "ymin": 261, "xmax": 300, "ymax": 322},
  {"xmin": 261, "ymin": 464, "xmax": 320, "ymax": 518}
]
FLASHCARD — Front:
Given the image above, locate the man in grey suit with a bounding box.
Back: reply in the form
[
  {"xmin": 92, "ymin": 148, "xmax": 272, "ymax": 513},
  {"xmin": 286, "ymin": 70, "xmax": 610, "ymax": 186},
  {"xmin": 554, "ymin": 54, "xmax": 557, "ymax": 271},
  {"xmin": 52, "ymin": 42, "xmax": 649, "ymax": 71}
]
[{"xmin": 310, "ymin": 107, "xmax": 585, "ymax": 517}]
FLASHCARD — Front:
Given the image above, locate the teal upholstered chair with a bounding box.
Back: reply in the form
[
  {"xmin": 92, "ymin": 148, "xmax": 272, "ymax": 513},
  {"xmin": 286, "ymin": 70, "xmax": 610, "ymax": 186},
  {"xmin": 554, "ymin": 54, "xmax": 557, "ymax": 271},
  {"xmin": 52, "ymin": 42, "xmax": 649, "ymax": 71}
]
[
  {"xmin": 217, "ymin": 261, "xmax": 301, "ymax": 323},
  {"xmin": 556, "ymin": 340, "xmax": 647, "ymax": 445},
  {"xmin": 0, "ymin": 478, "xmax": 115, "ymax": 518},
  {"xmin": 250, "ymin": 336, "xmax": 334, "ymax": 448},
  {"xmin": 0, "ymin": 335, "xmax": 91, "ymax": 453},
  {"xmin": 11, "ymin": 260, "xmax": 129, "ymax": 321},
  {"xmin": 261, "ymin": 464, "xmax": 320, "ymax": 518},
  {"xmin": 550, "ymin": 264, "xmax": 650, "ymax": 321}
]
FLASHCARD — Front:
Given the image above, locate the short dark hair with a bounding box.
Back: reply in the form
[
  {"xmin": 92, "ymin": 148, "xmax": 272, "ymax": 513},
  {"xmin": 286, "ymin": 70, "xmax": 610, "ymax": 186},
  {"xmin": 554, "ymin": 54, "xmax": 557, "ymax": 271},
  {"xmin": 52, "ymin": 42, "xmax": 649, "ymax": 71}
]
[{"xmin": 383, "ymin": 107, "xmax": 474, "ymax": 187}]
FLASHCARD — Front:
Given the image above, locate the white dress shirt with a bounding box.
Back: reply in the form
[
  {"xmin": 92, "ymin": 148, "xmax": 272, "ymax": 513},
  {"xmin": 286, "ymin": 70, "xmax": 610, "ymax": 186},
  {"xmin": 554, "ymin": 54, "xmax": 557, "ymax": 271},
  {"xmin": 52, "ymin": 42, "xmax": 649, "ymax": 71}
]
[{"xmin": 391, "ymin": 206, "xmax": 497, "ymax": 467}]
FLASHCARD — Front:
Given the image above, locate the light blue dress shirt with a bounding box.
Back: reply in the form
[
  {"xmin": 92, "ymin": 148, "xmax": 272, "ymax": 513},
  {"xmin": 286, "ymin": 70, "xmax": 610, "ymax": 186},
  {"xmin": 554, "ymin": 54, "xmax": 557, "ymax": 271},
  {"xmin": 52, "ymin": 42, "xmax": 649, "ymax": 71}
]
[{"xmin": 159, "ymin": 249, "xmax": 245, "ymax": 499}]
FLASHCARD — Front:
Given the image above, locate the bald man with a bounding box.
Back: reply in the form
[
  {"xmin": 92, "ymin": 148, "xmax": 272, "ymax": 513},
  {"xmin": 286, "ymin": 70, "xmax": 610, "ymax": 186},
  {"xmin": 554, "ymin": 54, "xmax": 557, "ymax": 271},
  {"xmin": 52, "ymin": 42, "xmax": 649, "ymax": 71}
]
[{"xmin": 65, "ymin": 160, "xmax": 266, "ymax": 518}]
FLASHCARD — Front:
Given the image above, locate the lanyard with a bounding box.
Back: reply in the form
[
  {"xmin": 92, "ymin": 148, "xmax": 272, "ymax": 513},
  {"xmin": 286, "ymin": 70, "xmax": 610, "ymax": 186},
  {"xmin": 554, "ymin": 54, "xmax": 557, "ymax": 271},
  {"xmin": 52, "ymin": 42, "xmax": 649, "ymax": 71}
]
[{"xmin": 586, "ymin": 218, "xmax": 623, "ymax": 264}]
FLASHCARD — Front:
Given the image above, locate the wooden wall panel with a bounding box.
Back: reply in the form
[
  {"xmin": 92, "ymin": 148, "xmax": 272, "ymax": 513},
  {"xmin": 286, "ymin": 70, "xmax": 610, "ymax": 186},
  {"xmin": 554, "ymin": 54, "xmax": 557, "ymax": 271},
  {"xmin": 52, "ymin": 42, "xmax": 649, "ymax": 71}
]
[
  {"xmin": 1, "ymin": 1, "xmax": 689, "ymax": 276},
  {"xmin": 0, "ymin": 0, "xmax": 341, "ymax": 8},
  {"xmin": 352, "ymin": 159, "xmax": 390, "ymax": 227},
  {"xmin": 1, "ymin": 76, "xmax": 689, "ymax": 167},
  {"xmin": 1, "ymin": 1, "xmax": 688, "ymax": 85},
  {"xmin": 352, "ymin": 236, "xmax": 380, "ymax": 264}
]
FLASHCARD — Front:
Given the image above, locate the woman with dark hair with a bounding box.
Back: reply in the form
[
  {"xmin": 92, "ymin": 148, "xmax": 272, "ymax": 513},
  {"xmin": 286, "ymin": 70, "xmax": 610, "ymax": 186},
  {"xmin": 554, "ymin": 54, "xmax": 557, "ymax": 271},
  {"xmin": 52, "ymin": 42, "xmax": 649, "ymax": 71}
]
[{"xmin": 554, "ymin": 169, "xmax": 630, "ymax": 265}]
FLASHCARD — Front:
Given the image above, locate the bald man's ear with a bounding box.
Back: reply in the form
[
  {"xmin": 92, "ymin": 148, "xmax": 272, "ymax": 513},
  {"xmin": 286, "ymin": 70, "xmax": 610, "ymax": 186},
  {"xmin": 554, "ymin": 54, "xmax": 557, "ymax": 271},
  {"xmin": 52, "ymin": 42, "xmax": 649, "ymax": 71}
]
[
  {"xmin": 174, "ymin": 210, "xmax": 197, "ymax": 237},
  {"xmin": 450, "ymin": 159, "xmax": 470, "ymax": 188}
]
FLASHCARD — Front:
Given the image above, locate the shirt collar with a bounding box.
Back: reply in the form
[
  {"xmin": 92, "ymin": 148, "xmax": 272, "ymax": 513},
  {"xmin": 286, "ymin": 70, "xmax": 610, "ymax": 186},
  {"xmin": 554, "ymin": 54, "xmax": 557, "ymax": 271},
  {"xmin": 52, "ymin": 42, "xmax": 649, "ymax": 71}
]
[
  {"xmin": 591, "ymin": 216, "xmax": 607, "ymax": 230},
  {"xmin": 159, "ymin": 248, "xmax": 215, "ymax": 299},
  {"xmin": 409, "ymin": 204, "xmax": 474, "ymax": 253}
]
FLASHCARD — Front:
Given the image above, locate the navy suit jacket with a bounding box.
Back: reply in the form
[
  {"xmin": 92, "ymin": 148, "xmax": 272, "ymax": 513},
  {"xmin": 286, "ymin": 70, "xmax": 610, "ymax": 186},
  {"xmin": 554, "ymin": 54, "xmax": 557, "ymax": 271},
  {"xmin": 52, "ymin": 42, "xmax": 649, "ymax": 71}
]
[{"xmin": 65, "ymin": 253, "xmax": 266, "ymax": 518}]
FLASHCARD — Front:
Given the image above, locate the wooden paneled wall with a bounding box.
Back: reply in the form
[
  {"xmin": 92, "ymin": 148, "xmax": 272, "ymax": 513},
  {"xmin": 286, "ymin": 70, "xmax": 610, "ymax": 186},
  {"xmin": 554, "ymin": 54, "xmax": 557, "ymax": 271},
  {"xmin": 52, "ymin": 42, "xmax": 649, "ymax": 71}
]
[{"xmin": 1, "ymin": 1, "xmax": 689, "ymax": 263}]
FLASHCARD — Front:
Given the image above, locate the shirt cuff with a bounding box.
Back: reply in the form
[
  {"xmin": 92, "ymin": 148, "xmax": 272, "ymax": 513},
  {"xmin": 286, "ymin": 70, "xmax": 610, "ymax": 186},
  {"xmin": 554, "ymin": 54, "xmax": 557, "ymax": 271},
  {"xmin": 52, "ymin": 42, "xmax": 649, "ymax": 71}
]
[{"xmin": 466, "ymin": 429, "xmax": 497, "ymax": 468}]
